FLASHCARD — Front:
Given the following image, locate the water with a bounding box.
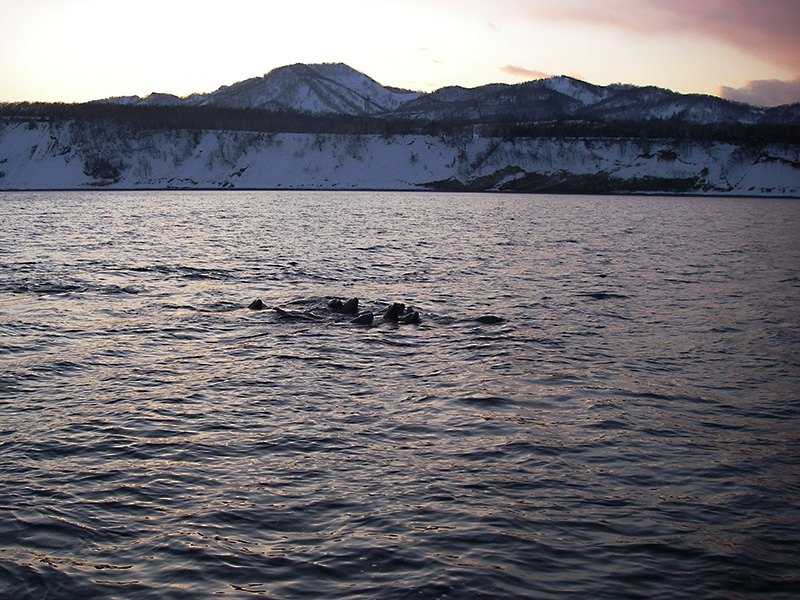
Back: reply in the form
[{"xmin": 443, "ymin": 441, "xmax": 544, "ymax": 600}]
[{"xmin": 1, "ymin": 191, "xmax": 798, "ymax": 600}]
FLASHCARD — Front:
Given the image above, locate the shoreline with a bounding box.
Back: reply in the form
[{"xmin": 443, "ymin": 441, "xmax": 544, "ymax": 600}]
[{"xmin": 2, "ymin": 187, "xmax": 799, "ymax": 199}]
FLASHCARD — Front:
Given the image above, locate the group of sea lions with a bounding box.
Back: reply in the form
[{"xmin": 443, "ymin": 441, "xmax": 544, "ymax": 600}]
[
  {"xmin": 247, "ymin": 296, "xmax": 503, "ymax": 326},
  {"xmin": 247, "ymin": 296, "xmax": 423, "ymax": 326},
  {"xmin": 381, "ymin": 302, "xmax": 421, "ymax": 324},
  {"xmin": 328, "ymin": 297, "xmax": 420, "ymax": 325}
]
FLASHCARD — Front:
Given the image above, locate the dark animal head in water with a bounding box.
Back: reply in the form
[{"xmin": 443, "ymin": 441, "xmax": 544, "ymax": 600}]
[
  {"xmin": 383, "ymin": 302, "xmax": 405, "ymax": 321},
  {"xmin": 341, "ymin": 297, "xmax": 359, "ymax": 314},
  {"xmin": 400, "ymin": 310, "xmax": 420, "ymax": 324},
  {"xmin": 383, "ymin": 302, "xmax": 421, "ymax": 324},
  {"xmin": 329, "ymin": 297, "xmax": 359, "ymax": 314},
  {"xmin": 351, "ymin": 311, "xmax": 374, "ymax": 325},
  {"xmin": 475, "ymin": 315, "xmax": 504, "ymax": 324}
]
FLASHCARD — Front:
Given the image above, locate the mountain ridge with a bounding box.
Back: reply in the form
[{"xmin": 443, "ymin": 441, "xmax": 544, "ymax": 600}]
[{"xmin": 96, "ymin": 62, "xmax": 800, "ymax": 126}]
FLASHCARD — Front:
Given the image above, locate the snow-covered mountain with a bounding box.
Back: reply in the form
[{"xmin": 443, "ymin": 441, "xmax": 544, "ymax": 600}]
[
  {"xmin": 101, "ymin": 63, "xmax": 422, "ymax": 116},
  {"xmin": 394, "ymin": 77, "xmax": 793, "ymax": 125},
  {"xmin": 97, "ymin": 63, "xmax": 799, "ymax": 125}
]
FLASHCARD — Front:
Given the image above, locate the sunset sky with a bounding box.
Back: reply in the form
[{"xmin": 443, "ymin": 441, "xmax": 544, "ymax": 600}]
[{"xmin": 1, "ymin": 0, "xmax": 799, "ymax": 106}]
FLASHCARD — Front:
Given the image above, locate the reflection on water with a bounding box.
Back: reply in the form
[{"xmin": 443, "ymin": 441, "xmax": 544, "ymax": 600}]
[{"xmin": 1, "ymin": 191, "xmax": 799, "ymax": 599}]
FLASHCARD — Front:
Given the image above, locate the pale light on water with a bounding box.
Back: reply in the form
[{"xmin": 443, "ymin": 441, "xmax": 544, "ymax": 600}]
[{"xmin": 1, "ymin": 191, "xmax": 799, "ymax": 599}]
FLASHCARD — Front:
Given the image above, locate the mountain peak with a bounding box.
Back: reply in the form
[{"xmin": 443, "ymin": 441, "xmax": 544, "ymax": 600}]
[{"xmin": 186, "ymin": 62, "xmax": 420, "ymax": 115}]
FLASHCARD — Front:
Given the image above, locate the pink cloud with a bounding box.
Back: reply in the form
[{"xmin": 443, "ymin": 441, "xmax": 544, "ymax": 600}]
[
  {"xmin": 500, "ymin": 65, "xmax": 551, "ymax": 80},
  {"xmin": 522, "ymin": 0, "xmax": 800, "ymax": 72},
  {"xmin": 719, "ymin": 77, "xmax": 800, "ymax": 106}
]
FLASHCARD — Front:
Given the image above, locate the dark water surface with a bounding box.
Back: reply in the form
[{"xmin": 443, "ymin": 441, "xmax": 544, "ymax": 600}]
[{"xmin": 1, "ymin": 191, "xmax": 798, "ymax": 599}]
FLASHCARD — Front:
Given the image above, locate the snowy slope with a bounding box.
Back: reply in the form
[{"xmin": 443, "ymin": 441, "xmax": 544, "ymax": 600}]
[
  {"xmin": 540, "ymin": 76, "xmax": 610, "ymax": 105},
  {"xmin": 194, "ymin": 63, "xmax": 422, "ymax": 114},
  {"xmin": 2, "ymin": 119, "xmax": 798, "ymax": 196}
]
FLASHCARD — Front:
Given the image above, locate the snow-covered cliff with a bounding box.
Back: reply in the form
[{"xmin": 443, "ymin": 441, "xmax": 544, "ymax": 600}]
[{"xmin": 1, "ymin": 119, "xmax": 798, "ymax": 196}]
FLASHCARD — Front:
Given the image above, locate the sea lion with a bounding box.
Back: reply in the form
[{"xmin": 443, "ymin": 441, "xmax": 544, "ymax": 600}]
[
  {"xmin": 351, "ymin": 311, "xmax": 374, "ymax": 325},
  {"xmin": 577, "ymin": 292, "xmax": 628, "ymax": 300},
  {"xmin": 383, "ymin": 302, "xmax": 421, "ymax": 324},
  {"xmin": 383, "ymin": 302, "xmax": 405, "ymax": 321},
  {"xmin": 474, "ymin": 315, "xmax": 504, "ymax": 324},
  {"xmin": 248, "ymin": 299, "xmax": 265, "ymax": 310},
  {"xmin": 328, "ymin": 297, "xmax": 359, "ymax": 314},
  {"xmin": 341, "ymin": 297, "xmax": 359, "ymax": 314},
  {"xmin": 399, "ymin": 310, "xmax": 420, "ymax": 324}
]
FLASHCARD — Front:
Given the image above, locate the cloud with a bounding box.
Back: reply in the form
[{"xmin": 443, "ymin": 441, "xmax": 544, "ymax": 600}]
[
  {"xmin": 419, "ymin": 47, "xmax": 444, "ymax": 66},
  {"xmin": 521, "ymin": 0, "xmax": 800, "ymax": 73},
  {"xmin": 719, "ymin": 77, "xmax": 800, "ymax": 106},
  {"xmin": 500, "ymin": 65, "xmax": 551, "ymax": 80}
]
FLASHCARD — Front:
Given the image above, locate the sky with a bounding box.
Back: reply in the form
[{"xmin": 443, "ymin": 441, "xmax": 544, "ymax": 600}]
[{"xmin": 1, "ymin": 0, "xmax": 799, "ymax": 107}]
